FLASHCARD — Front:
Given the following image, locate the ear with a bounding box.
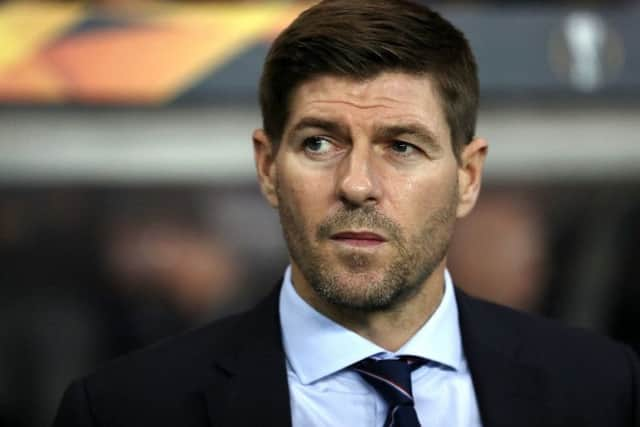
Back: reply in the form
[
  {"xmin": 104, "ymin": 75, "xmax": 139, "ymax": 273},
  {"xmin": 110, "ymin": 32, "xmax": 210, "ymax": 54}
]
[
  {"xmin": 253, "ymin": 129, "xmax": 279, "ymax": 208},
  {"xmin": 456, "ymin": 137, "xmax": 488, "ymax": 218}
]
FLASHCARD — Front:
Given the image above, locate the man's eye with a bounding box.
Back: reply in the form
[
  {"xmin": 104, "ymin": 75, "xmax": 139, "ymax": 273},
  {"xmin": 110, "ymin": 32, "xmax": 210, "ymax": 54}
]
[
  {"xmin": 390, "ymin": 141, "xmax": 418, "ymax": 155},
  {"xmin": 303, "ymin": 136, "xmax": 333, "ymax": 154}
]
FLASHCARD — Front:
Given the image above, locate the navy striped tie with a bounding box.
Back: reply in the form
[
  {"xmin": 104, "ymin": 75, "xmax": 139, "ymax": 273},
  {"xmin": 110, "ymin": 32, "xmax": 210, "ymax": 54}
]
[{"xmin": 353, "ymin": 357, "xmax": 424, "ymax": 427}]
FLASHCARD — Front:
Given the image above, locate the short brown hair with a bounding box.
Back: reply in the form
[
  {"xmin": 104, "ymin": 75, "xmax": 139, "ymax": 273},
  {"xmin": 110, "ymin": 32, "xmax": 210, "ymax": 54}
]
[{"xmin": 259, "ymin": 0, "xmax": 478, "ymax": 158}]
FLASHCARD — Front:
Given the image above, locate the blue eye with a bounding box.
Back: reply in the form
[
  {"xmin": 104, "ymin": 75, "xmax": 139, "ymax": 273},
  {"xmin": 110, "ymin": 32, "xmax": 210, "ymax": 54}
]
[
  {"xmin": 390, "ymin": 141, "xmax": 417, "ymax": 155},
  {"xmin": 303, "ymin": 136, "xmax": 333, "ymax": 154}
]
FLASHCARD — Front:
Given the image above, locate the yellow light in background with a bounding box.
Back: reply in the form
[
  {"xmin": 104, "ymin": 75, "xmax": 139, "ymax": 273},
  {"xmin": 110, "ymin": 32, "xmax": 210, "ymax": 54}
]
[
  {"xmin": 0, "ymin": 2, "xmax": 83, "ymax": 69},
  {"xmin": 0, "ymin": 1, "xmax": 314, "ymax": 104},
  {"xmin": 148, "ymin": 3, "xmax": 292, "ymax": 103}
]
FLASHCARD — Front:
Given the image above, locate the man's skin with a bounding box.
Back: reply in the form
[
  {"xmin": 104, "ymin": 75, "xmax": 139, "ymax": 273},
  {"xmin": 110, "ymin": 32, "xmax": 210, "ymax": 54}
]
[{"xmin": 254, "ymin": 71, "xmax": 488, "ymax": 351}]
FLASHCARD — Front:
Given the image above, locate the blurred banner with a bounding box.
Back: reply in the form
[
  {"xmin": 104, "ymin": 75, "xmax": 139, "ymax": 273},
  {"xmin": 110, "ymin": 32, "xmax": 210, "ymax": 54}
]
[
  {"xmin": 0, "ymin": 1, "xmax": 306, "ymax": 105},
  {"xmin": 0, "ymin": 1, "xmax": 638, "ymax": 106}
]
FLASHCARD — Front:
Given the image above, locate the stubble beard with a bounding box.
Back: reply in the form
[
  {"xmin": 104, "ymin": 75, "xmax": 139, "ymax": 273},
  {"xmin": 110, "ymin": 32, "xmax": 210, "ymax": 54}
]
[{"xmin": 277, "ymin": 187, "xmax": 458, "ymax": 313}]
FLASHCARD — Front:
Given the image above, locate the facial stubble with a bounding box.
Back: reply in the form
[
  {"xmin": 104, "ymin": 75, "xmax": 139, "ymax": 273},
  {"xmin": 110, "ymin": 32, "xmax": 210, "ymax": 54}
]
[{"xmin": 277, "ymin": 182, "xmax": 458, "ymax": 313}]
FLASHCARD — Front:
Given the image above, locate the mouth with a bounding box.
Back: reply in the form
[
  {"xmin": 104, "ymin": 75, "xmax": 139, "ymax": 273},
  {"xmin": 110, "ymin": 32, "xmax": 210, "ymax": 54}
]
[{"xmin": 330, "ymin": 231, "xmax": 387, "ymax": 248}]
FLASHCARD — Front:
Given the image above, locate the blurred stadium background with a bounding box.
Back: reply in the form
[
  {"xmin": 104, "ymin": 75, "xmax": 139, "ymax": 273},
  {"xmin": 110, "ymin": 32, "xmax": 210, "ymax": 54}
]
[{"xmin": 0, "ymin": 0, "xmax": 638, "ymax": 426}]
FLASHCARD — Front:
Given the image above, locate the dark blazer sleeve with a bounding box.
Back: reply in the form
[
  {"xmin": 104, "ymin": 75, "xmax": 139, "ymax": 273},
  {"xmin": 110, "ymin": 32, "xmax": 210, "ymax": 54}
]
[
  {"xmin": 623, "ymin": 345, "xmax": 640, "ymax": 426},
  {"xmin": 52, "ymin": 379, "xmax": 97, "ymax": 427}
]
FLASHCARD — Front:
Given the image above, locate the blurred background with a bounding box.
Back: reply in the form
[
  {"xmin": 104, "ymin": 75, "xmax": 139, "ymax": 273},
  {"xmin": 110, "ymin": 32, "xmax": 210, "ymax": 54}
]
[{"xmin": 0, "ymin": 0, "xmax": 639, "ymax": 426}]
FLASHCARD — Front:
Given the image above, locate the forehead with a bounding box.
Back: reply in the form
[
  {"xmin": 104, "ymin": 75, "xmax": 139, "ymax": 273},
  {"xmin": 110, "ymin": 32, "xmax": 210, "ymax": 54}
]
[{"xmin": 285, "ymin": 72, "xmax": 449, "ymax": 140}]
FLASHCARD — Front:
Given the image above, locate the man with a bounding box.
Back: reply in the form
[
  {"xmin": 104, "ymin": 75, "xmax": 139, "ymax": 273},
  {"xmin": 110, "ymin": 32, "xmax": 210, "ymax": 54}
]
[{"xmin": 54, "ymin": 1, "xmax": 639, "ymax": 426}]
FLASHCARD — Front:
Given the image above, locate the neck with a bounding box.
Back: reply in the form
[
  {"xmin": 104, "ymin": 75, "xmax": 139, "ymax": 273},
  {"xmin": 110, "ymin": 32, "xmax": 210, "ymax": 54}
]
[{"xmin": 290, "ymin": 263, "xmax": 446, "ymax": 352}]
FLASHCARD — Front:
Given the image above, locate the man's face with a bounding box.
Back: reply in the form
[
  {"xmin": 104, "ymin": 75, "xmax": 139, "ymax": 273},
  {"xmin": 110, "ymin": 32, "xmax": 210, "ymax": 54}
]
[{"xmin": 255, "ymin": 72, "xmax": 484, "ymax": 312}]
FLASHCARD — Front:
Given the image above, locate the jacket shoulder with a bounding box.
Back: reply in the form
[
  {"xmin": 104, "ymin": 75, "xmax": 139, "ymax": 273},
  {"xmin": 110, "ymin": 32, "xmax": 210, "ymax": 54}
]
[
  {"xmin": 55, "ymin": 284, "xmax": 285, "ymax": 426},
  {"xmin": 457, "ymin": 290, "xmax": 640, "ymax": 425},
  {"xmin": 55, "ymin": 312, "xmax": 246, "ymax": 426},
  {"xmin": 458, "ymin": 290, "xmax": 632, "ymax": 359},
  {"xmin": 96, "ymin": 311, "xmax": 241, "ymax": 376}
]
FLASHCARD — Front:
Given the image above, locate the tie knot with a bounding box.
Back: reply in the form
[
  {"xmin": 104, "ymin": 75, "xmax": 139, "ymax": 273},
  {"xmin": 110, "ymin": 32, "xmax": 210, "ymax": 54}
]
[{"xmin": 352, "ymin": 357, "xmax": 425, "ymax": 407}]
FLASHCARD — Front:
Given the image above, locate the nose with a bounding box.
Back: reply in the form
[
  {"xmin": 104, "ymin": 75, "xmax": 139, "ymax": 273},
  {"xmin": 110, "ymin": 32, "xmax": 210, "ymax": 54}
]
[{"xmin": 336, "ymin": 143, "xmax": 382, "ymax": 206}]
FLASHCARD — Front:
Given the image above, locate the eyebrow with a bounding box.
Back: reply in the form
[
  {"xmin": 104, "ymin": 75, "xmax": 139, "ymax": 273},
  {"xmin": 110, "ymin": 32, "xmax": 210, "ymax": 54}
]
[{"xmin": 289, "ymin": 117, "xmax": 349, "ymax": 138}]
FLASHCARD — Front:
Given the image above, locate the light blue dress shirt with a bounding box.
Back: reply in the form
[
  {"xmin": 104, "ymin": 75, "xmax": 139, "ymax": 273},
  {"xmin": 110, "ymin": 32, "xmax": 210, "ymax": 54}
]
[{"xmin": 279, "ymin": 266, "xmax": 483, "ymax": 427}]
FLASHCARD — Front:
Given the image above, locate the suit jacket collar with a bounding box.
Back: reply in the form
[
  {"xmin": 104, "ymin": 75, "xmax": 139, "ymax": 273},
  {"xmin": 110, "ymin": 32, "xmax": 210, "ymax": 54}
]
[
  {"xmin": 201, "ymin": 285, "xmax": 551, "ymax": 427},
  {"xmin": 202, "ymin": 286, "xmax": 292, "ymax": 427},
  {"xmin": 456, "ymin": 289, "xmax": 552, "ymax": 427}
]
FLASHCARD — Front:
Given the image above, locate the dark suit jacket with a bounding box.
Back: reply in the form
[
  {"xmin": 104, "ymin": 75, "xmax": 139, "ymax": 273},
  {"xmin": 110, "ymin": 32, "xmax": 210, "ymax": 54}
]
[{"xmin": 54, "ymin": 287, "xmax": 640, "ymax": 427}]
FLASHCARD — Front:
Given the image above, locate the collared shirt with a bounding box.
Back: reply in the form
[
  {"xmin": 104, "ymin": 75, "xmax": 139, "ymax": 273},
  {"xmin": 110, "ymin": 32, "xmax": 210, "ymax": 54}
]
[{"xmin": 279, "ymin": 266, "xmax": 483, "ymax": 427}]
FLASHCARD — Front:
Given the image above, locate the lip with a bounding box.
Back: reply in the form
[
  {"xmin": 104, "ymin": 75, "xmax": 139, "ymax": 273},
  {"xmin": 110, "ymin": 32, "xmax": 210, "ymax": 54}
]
[{"xmin": 330, "ymin": 231, "xmax": 387, "ymax": 247}]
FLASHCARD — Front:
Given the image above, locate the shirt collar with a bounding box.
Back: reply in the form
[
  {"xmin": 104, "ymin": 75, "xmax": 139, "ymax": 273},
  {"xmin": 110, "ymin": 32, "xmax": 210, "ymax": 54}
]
[{"xmin": 279, "ymin": 266, "xmax": 464, "ymax": 385}]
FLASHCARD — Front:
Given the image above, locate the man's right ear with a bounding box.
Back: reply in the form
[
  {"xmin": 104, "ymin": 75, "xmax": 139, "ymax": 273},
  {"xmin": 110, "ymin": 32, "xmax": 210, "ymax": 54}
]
[{"xmin": 253, "ymin": 129, "xmax": 279, "ymax": 208}]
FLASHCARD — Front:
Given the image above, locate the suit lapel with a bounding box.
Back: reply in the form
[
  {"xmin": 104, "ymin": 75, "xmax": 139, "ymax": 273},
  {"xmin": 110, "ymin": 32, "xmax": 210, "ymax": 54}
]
[
  {"xmin": 202, "ymin": 286, "xmax": 292, "ymax": 427},
  {"xmin": 200, "ymin": 283, "xmax": 554, "ymax": 426},
  {"xmin": 456, "ymin": 290, "xmax": 552, "ymax": 427}
]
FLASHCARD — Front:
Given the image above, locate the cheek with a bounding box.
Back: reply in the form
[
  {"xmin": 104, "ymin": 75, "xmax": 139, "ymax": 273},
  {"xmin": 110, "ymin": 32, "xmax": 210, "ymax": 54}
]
[
  {"xmin": 278, "ymin": 166, "xmax": 332, "ymax": 224},
  {"xmin": 384, "ymin": 167, "xmax": 458, "ymax": 224}
]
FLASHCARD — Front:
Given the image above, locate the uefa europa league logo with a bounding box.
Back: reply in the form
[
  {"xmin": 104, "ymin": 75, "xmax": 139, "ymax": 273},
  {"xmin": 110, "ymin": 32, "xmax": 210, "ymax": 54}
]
[{"xmin": 549, "ymin": 11, "xmax": 624, "ymax": 93}]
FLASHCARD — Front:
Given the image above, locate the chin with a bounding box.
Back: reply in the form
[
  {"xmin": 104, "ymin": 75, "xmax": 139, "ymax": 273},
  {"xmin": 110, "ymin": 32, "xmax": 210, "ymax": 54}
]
[{"xmin": 311, "ymin": 268, "xmax": 413, "ymax": 312}]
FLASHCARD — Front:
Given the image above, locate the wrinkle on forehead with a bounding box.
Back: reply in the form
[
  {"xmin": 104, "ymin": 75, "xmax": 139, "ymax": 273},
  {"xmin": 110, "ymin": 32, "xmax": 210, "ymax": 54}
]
[
  {"xmin": 305, "ymin": 100, "xmax": 395, "ymax": 110},
  {"xmin": 301, "ymin": 73, "xmax": 430, "ymax": 105},
  {"xmin": 285, "ymin": 72, "xmax": 450, "ymax": 143}
]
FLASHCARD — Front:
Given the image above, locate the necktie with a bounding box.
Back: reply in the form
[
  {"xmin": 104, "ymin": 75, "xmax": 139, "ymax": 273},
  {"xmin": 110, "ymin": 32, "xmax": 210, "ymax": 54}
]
[{"xmin": 352, "ymin": 357, "xmax": 424, "ymax": 427}]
